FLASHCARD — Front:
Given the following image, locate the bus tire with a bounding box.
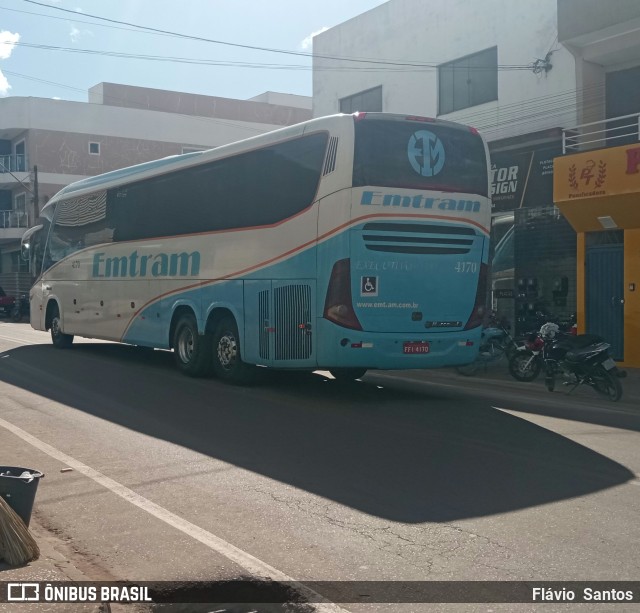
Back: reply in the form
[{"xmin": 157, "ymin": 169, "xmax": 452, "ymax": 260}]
[
  {"xmin": 173, "ymin": 314, "xmax": 212, "ymax": 377},
  {"xmin": 212, "ymin": 316, "xmax": 256, "ymax": 384},
  {"xmin": 50, "ymin": 305, "xmax": 74, "ymax": 349},
  {"xmin": 330, "ymin": 368, "xmax": 367, "ymax": 382}
]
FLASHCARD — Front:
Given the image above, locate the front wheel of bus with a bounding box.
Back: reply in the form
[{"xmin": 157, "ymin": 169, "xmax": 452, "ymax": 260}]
[
  {"xmin": 173, "ymin": 314, "xmax": 212, "ymax": 377},
  {"xmin": 50, "ymin": 306, "xmax": 74, "ymax": 349},
  {"xmin": 212, "ymin": 316, "xmax": 256, "ymax": 385}
]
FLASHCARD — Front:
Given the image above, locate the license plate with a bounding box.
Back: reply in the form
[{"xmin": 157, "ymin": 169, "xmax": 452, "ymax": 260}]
[
  {"xmin": 603, "ymin": 357, "xmax": 615, "ymax": 370},
  {"xmin": 403, "ymin": 341, "xmax": 430, "ymax": 354}
]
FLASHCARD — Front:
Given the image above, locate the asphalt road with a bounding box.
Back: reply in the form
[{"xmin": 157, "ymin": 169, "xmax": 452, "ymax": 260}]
[{"xmin": 1, "ymin": 320, "xmax": 639, "ymax": 613}]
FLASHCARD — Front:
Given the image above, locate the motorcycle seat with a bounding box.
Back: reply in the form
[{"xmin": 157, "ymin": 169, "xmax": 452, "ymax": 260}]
[
  {"xmin": 556, "ymin": 334, "xmax": 604, "ymax": 350},
  {"xmin": 565, "ymin": 342, "xmax": 610, "ymax": 362}
]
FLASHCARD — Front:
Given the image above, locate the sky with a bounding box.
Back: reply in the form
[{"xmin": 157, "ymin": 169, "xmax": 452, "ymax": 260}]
[{"xmin": 0, "ymin": 0, "xmax": 387, "ymax": 102}]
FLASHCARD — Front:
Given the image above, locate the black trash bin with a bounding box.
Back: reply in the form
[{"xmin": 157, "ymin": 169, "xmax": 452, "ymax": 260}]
[{"xmin": 0, "ymin": 467, "xmax": 44, "ymax": 527}]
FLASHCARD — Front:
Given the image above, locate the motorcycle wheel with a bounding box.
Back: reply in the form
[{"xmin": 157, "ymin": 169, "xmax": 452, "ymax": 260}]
[
  {"xmin": 592, "ymin": 368, "xmax": 623, "ymax": 402},
  {"xmin": 508, "ymin": 352, "xmax": 541, "ymax": 382}
]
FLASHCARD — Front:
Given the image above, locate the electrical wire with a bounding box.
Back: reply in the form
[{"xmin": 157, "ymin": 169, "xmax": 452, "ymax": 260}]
[
  {"xmin": 17, "ymin": 0, "xmax": 534, "ymax": 70},
  {"xmin": 3, "ymin": 40, "xmax": 536, "ymax": 73}
]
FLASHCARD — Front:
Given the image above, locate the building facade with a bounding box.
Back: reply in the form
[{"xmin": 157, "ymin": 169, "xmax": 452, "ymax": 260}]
[
  {"xmin": 312, "ymin": 0, "xmax": 640, "ymax": 364},
  {"xmin": 0, "ymin": 83, "xmax": 311, "ymax": 296},
  {"xmin": 553, "ymin": 0, "xmax": 640, "ymax": 366}
]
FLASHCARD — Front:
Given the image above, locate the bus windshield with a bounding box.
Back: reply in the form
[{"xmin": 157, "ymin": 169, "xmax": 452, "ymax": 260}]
[{"xmin": 353, "ymin": 116, "xmax": 488, "ymax": 197}]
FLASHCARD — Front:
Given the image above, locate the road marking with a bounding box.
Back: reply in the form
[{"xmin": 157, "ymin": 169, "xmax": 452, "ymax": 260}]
[
  {"xmin": 0, "ymin": 333, "xmax": 41, "ymax": 345},
  {"xmin": 0, "ymin": 416, "xmax": 349, "ymax": 613}
]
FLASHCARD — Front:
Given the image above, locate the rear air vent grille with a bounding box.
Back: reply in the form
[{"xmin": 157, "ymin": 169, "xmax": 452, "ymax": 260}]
[
  {"xmin": 323, "ymin": 137, "xmax": 339, "ymax": 175},
  {"xmin": 274, "ymin": 284, "xmax": 312, "ymax": 360},
  {"xmin": 361, "ymin": 222, "xmax": 475, "ymax": 255},
  {"xmin": 258, "ymin": 290, "xmax": 270, "ymax": 360}
]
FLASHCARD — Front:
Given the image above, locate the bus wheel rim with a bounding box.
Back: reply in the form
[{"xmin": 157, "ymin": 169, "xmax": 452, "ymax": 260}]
[
  {"xmin": 218, "ymin": 333, "xmax": 237, "ymax": 370},
  {"xmin": 177, "ymin": 327, "xmax": 194, "ymax": 363}
]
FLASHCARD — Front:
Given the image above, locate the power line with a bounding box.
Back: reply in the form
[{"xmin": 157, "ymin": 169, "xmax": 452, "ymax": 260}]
[
  {"xmin": 3, "ymin": 66, "xmax": 612, "ymax": 142},
  {"xmin": 3, "ymin": 40, "xmax": 535, "ymax": 72},
  {"xmin": 19, "ymin": 0, "xmax": 534, "ymax": 70}
]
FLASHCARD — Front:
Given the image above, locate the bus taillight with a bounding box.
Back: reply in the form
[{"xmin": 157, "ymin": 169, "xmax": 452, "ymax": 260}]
[
  {"xmin": 323, "ymin": 258, "xmax": 363, "ymax": 330},
  {"xmin": 463, "ymin": 262, "xmax": 488, "ymax": 330}
]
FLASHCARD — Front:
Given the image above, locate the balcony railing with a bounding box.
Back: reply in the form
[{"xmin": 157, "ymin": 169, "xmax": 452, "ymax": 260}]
[
  {"xmin": 0, "ymin": 210, "xmax": 28, "ymax": 228},
  {"xmin": 0, "ymin": 154, "xmax": 27, "ymax": 173},
  {"xmin": 562, "ymin": 112, "xmax": 640, "ymax": 154}
]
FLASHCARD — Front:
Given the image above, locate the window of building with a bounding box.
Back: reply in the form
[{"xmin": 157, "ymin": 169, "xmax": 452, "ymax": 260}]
[
  {"xmin": 14, "ymin": 192, "xmax": 27, "ymax": 227},
  {"xmin": 89, "ymin": 142, "xmax": 101, "ymax": 155},
  {"xmin": 14, "ymin": 140, "xmax": 26, "ymax": 172},
  {"xmin": 438, "ymin": 47, "xmax": 498, "ymax": 115},
  {"xmin": 339, "ymin": 86, "xmax": 382, "ymax": 114}
]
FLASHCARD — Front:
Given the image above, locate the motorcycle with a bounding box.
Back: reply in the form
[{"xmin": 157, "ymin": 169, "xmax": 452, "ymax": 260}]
[
  {"xmin": 538, "ymin": 323, "xmax": 624, "ymax": 401},
  {"xmin": 508, "ymin": 330, "xmax": 545, "ymax": 382},
  {"xmin": 456, "ymin": 314, "xmax": 520, "ymax": 376},
  {"xmin": 508, "ymin": 315, "xmax": 578, "ymax": 382},
  {"xmin": 11, "ymin": 293, "xmax": 30, "ymax": 322}
]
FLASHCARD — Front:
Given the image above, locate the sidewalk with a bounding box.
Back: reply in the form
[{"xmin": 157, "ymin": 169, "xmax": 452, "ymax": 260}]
[
  {"xmin": 373, "ymin": 361, "xmax": 640, "ymax": 410},
  {"xmin": 0, "ymin": 518, "xmax": 109, "ymax": 612}
]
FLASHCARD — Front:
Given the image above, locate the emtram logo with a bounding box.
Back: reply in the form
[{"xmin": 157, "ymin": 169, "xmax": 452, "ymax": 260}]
[
  {"xmin": 407, "ymin": 130, "xmax": 445, "ymax": 177},
  {"xmin": 568, "ymin": 159, "xmax": 607, "ymax": 192}
]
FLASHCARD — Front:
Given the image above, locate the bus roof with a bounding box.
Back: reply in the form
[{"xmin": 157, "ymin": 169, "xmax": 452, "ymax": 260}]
[{"xmin": 40, "ymin": 113, "xmax": 482, "ymax": 217}]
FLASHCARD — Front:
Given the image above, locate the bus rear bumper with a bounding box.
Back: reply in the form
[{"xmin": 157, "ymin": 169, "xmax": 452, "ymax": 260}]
[{"xmin": 316, "ymin": 323, "xmax": 482, "ymax": 370}]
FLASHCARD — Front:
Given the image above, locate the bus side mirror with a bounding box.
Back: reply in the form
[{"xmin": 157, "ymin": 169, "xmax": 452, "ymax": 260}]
[{"xmin": 21, "ymin": 224, "xmax": 44, "ymax": 269}]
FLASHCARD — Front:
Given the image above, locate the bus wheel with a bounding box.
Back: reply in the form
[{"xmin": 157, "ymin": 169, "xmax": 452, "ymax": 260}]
[
  {"xmin": 212, "ymin": 316, "xmax": 256, "ymax": 384},
  {"xmin": 173, "ymin": 314, "xmax": 212, "ymax": 377},
  {"xmin": 330, "ymin": 368, "xmax": 367, "ymax": 382},
  {"xmin": 50, "ymin": 305, "xmax": 74, "ymax": 349}
]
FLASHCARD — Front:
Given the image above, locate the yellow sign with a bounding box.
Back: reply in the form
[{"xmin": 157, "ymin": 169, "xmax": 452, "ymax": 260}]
[{"xmin": 554, "ymin": 143, "xmax": 640, "ymax": 202}]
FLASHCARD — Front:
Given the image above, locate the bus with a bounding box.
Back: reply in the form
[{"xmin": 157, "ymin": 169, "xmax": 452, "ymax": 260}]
[{"xmin": 21, "ymin": 112, "xmax": 491, "ymax": 384}]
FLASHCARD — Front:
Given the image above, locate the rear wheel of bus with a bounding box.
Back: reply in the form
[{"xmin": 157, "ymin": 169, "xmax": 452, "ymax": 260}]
[
  {"xmin": 212, "ymin": 315, "xmax": 256, "ymax": 384},
  {"xmin": 50, "ymin": 304, "xmax": 74, "ymax": 349},
  {"xmin": 173, "ymin": 313, "xmax": 212, "ymax": 377}
]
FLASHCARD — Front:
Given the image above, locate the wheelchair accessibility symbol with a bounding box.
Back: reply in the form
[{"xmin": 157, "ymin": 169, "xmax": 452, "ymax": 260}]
[{"xmin": 361, "ymin": 276, "xmax": 378, "ymax": 296}]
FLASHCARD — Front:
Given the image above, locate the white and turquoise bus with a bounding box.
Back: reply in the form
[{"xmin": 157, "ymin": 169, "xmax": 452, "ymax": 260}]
[{"xmin": 22, "ymin": 113, "xmax": 491, "ymax": 383}]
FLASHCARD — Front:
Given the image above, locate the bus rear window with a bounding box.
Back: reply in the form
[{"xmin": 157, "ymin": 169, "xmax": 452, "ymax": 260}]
[{"xmin": 353, "ymin": 118, "xmax": 488, "ymax": 197}]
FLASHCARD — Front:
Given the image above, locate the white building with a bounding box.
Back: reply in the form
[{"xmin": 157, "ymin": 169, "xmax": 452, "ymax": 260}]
[
  {"xmin": 0, "ymin": 83, "xmax": 311, "ymax": 294},
  {"xmin": 312, "ymin": 0, "xmax": 640, "ymax": 353},
  {"xmin": 313, "ymin": 0, "xmax": 579, "ymax": 142}
]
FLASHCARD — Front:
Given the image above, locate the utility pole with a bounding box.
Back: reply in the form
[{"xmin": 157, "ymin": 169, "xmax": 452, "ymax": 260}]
[{"xmin": 32, "ymin": 165, "xmax": 40, "ymax": 222}]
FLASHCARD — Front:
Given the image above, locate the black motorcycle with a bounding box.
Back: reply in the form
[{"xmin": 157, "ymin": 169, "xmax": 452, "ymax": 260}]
[
  {"xmin": 11, "ymin": 293, "xmax": 30, "ymax": 322},
  {"xmin": 539, "ymin": 323, "xmax": 625, "ymax": 402}
]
